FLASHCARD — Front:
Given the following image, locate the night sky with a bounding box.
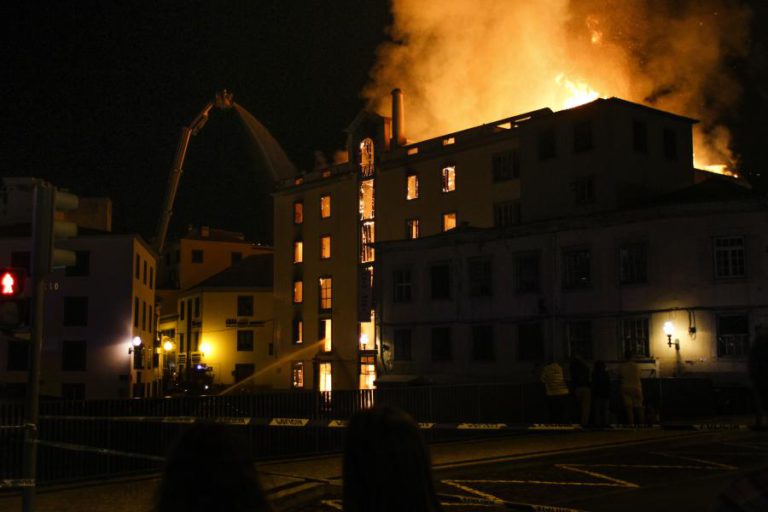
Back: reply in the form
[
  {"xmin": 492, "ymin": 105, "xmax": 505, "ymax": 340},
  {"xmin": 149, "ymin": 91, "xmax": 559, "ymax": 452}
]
[{"xmin": 2, "ymin": 1, "xmax": 766, "ymax": 245}]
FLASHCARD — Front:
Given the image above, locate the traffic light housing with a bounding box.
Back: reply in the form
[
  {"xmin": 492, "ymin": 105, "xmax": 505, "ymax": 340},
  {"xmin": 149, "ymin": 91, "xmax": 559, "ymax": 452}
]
[
  {"xmin": 32, "ymin": 184, "xmax": 79, "ymax": 275},
  {"xmin": 0, "ymin": 268, "xmax": 25, "ymax": 297}
]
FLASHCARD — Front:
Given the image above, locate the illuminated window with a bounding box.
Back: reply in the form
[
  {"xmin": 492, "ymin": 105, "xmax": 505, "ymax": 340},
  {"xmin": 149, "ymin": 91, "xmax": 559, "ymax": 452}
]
[
  {"xmin": 406, "ymin": 173, "xmax": 419, "ymax": 200},
  {"xmin": 359, "ymin": 355, "xmax": 376, "ymax": 390},
  {"xmin": 320, "ymin": 195, "xmax": 331, "ymax": 218},
  {"xmin": 292, "ymin": 362, "xmax": 304, "ymax": 388},
  {"xmin": 293, "ymin": 318, "xmax": 303, "ymax": 344},
  {"xmin": 319, "ymin": 277, "xmax": 332, "ymax": 310},
  {"xmin": 406, "ymin": 219, "xmax": 419, "ymax": 240},
  {"xmin": 441, "ymin": 165, "xmax": 456, "ymax": 192},
  {"xmin": 361, "ymin": 221, "xmax": 375, "ymax": 263},
  {"xmin": 320, "ymin": 235, "xmax": 331, "ymax": 259},
  {"xmin": 319, "ymin": 318, "xmax": 332, "ymax": 352},
  {"xmin": 442, "ymin": 212, "xmax": 457, "ymax": 232},
  {"xmin": 318, "ymin": 362, "xmax": 332, "ymax": 392},
  {"xmin": 293, "ymin": 280, "xmax": 303, "ymax": 303},
  {"xmin": 360, "ymin": 138, "xmax": 374, "ymax": 177},
  {"xmin": 294, "ymin": 201, "xmax": 304, "ymax": 224},
  {"xmin": 359, "ymin": 179, "xmax": 374, "ymax": 220},
  {"xmin": 293, "ymin": 241, "xmax": 303, "ymax": 263}
]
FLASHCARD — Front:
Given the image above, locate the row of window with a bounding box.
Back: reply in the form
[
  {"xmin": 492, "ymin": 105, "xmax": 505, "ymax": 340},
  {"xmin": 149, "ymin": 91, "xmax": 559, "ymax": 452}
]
[
  {"xmin": 293, "ymin": 195, "xmax": 332, "ymax": 225},
  {"xmin": 292, "ymin": 277, "xmax": 333, "ymax": 310},
  {"xmin": 293, "ymin": 236, "xmax": 332, "ymax": 263},
  {"xmin": 537, "ymin": 120, "xmax": 678, "ymax": 161},
  {"xmin": 392, "ymin": 236, "xmax": 747, "ymax": 302},
  {"xmin": 403, "ymin": 150, "xmax": 522, "ymax": 202},
  {"xmin": 390, "ymin": 313, "xmax": 751, "ymax": 363},
  {"xmin": 134, "ymin": 254, "xmax": 155, "ymax": 289},
  {"xmin": 133, "ymin": 296, "xmax": 155, "ymax": 334},
  {"xmin": 177, "ymin": 295, "xmax": 255, "ymax": 324}
]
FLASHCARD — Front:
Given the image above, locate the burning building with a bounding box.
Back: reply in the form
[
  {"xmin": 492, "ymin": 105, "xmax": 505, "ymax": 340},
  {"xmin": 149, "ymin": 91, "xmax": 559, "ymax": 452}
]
[{"xmin": 263, "ymin": 89, "xmax": 764, "ymax": 391}]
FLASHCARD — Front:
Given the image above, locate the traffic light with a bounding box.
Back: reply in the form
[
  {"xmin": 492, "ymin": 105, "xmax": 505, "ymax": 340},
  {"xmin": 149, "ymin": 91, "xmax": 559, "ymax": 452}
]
[{"xmin": 0, "ymin": 268, "xmax": 25, "ymax": 297}]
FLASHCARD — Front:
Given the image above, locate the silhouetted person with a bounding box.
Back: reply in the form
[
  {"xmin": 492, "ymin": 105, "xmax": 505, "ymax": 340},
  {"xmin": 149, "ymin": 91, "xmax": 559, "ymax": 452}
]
[
  {"xmin": 569, "ymin": 352, "xmax": 592, "ymax": 425},
  {"xmin": 618, "ymin": 350, "xmax": 644, "ymax": 425},
  {"xmin": 540, "ymin": 358, "xmax": 570, "ymax": 423},
  {"xmin": 343, "ymin": 406, "xmax": 442, "ymax": 512},
  {"xmin": 155, "ymin": 424, "xmax": 271, "ymax": 512},
  {"xmin": 591, "ymin": 360, "xmax": 611, "ymax": 427},
  {"xmin": 715, "ymin": 334, "xmax": 768, "ymax": 511}
]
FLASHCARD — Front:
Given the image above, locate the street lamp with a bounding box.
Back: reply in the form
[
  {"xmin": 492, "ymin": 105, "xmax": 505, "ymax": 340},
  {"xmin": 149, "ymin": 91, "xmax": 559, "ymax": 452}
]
[
  {"xmin": 664, "ymin": 321, "xmax": 679, "ymax": 350},
  {"xmin": 129, "ymin": 336, "xmax": 142, "ymax": 354},
  {"xmin": 163, "ymin": 340, "xmax": 174, "ymax": 352}
]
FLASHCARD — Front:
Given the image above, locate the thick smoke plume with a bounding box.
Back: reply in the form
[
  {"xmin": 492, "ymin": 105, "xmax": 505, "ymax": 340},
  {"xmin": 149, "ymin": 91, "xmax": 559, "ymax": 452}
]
[{"xmin": 364, "ymin": 0, "xmax": 751, "ymax": 171}]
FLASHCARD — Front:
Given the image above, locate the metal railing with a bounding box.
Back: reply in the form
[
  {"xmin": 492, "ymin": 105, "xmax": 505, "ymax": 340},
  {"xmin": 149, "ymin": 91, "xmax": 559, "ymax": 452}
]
[{"xmin": 0, "ymin": 378, "xmax": 748, "ymax": 488}]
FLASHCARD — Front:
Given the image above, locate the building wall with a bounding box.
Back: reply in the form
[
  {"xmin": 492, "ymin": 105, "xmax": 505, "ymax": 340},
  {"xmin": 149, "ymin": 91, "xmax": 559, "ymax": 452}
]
[
  {"xmin": 273, "ymin": 173, "xmax": 361, "ymax": 390},
  {"xmin": 272, "ymin": 99, "xmax": 708, "ymax": 390},
  {"xmin": 175, "ymin": 288, "xmax": 273, "ymax": 387},
  {"xmin": 377, "ymin": 206, "xmax": 768, "ymax": 383},
  {"xmin": 0, "ymin": 234, "xmax": 159, "ymax": 399}
]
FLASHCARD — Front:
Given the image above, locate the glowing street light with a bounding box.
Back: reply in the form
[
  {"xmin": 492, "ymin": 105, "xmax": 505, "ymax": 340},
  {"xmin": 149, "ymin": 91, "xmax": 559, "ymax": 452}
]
[
  {"xmin": 663, "ymin": 321, "xmax": 679, "ymax": 350},
  {"xmin": 163, "ymin": 340, "xmax": 174, "ymax": 352}
]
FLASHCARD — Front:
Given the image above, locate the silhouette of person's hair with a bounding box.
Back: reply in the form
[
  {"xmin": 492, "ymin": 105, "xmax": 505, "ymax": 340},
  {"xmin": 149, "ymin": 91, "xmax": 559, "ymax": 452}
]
[
  {"xmin": 343, "ymin": 406, "xmax": 442, "ymax": 512},
  {"xmin": 155, "ymin": 424, "xmax": 271, "ymax": 512}
]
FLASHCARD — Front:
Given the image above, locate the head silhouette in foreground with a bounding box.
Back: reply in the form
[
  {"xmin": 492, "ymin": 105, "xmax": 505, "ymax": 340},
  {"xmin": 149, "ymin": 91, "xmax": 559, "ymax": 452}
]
[
  {"xmin": 343, "ymin": 406, "xmax": 442, "ymax": 512},
  {"xmin": 156, "ymin": 424, "xmax": 271, "ymax": 512}
]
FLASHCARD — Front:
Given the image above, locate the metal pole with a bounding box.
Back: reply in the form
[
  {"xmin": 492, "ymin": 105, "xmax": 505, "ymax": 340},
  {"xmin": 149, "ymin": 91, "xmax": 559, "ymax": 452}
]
[{"xmin": 23, "ymin": 183, "xmax": 52, "ymax": 512}]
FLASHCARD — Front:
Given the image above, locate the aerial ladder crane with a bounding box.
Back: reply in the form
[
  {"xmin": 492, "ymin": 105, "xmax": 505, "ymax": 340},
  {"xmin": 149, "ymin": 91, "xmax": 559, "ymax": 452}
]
[{"xmin": 153, "ymin": 90, "xmax": 234, "ymax": 255}]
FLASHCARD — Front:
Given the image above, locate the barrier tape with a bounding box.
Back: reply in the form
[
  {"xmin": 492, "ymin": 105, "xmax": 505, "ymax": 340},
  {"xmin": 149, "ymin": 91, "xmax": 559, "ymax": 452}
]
[
  {"xmin": 29, "ymin": 416, "xmax": 754, "ymax": 431},
  {"xmin": 0, "ymin": 478, "xmax": 34, "ymax": 489}
]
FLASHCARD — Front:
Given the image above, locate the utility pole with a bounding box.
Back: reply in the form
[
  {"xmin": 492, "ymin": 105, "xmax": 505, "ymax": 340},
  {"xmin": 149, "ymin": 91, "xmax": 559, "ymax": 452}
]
[
  {"xmin": 22, "ymin": 184, "xmax": 52, "ymax": 512},
  {"xmin": 21, "ymin": 182, "xmax": 78, "ymax": 512}
]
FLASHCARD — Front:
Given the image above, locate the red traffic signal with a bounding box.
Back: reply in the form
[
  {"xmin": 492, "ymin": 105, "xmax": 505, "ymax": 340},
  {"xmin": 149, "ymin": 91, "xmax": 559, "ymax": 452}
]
[{"xmin": 0, "ymin": 268, "xmax": 25, "ymax": 297}]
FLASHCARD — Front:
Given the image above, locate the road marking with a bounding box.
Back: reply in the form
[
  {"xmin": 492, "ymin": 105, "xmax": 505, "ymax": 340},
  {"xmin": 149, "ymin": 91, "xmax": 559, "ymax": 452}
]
[
  {"xmin": 457, "ymin": 423, "xmax": 507, "ymax": 430},
  {"xmin": 320, "ymin": 499, "xmax": 343, "ymax": 510},
  {"xmin": 443, "ymin": 480, "xmax": 506, "ymax": 502},
  {"xmin": 557, "ymin": 464, "xmax": 639, "ymax": 488}
]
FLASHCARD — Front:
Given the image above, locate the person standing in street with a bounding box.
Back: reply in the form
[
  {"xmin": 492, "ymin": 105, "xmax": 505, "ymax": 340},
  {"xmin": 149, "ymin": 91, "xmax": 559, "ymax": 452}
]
[
  {"xmin": 569, "ymin": 351, "xmax": 592, "ymax": 426},
  {"xmin": 618, "ymin": 350, "xmax": 644, "ymax": 425},
  {"xmin": 541, "ymin": 358, "xmax": 570, "ymax": 423}
]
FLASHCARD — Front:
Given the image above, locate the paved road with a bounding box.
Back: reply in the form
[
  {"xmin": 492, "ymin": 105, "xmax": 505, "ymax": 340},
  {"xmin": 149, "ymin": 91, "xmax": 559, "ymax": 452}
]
[
  {"xmin": 1, "ymin": 428, "xmax": 763, "ymax": 512},
  {"xmin": 307, "ymin": 430, "xmax": 768, "ymax": 512}
]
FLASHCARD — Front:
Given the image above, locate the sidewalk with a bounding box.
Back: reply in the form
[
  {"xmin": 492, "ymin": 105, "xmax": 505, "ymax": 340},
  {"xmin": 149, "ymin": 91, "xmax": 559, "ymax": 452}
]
[{"xmin": 0, "ymin": 428, "xmax": 703, "ymax": 512}]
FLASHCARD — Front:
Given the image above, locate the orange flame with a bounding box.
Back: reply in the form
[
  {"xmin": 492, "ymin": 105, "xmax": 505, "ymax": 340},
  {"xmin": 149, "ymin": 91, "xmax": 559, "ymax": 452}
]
[{"xmin": 555, "ymin": 74, "xmax": 601, "ymax": 110}]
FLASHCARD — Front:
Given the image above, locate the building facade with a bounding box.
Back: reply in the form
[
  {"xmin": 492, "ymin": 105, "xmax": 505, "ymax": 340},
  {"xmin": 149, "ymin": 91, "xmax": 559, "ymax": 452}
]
[
  {"xmin": 271, "ymin": 94, "xmax": 705, "ymax": 390},
  {"xmin": 376, "ymin": 180, "xmax": 768, "ymax": 384},
  {"xmin": 171, "ymin": 255, "xmax": 274, "ymax": 392},
  {"xmin": 0, "ymin": 232, "xmax": 160, "ymax": 399}
]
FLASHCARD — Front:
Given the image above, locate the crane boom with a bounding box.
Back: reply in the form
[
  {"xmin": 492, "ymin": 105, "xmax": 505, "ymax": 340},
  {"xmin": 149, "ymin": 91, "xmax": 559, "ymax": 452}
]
[{"xmin": 153, "ymin": 90, "xmax": 234, "ymax": 255}]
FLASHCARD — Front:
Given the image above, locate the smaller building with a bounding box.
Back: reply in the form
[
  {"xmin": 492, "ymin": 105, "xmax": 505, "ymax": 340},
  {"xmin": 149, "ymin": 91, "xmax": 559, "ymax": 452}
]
[
  {"xmin": 170, "ymin": 254, "xmax": 275, "ymax": 392},
  {"xmin": 0, "ymin": 230, "xmax": 160, "ymax": 399}
]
